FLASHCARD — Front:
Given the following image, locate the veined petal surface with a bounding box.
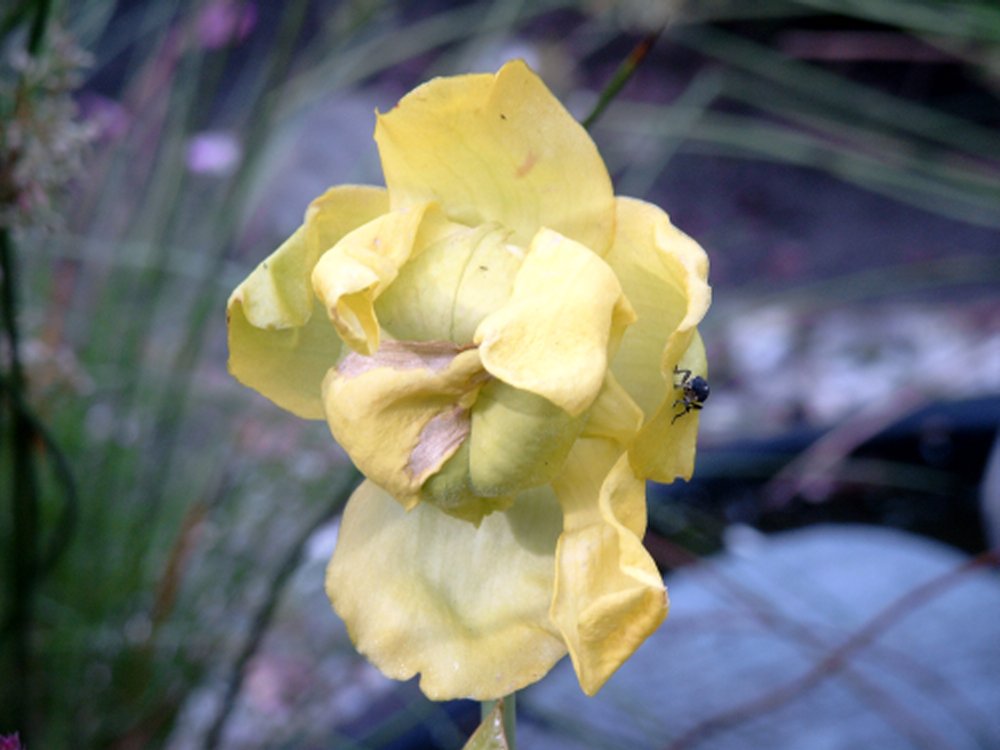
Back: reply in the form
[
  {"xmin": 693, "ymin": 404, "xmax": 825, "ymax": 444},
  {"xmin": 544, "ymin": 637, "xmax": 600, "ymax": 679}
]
[
  {"xmin": 375, "ymin": 59, "xmax": 615, "ymax": 253},
  {"xmin": 375, "ymin": 220, "xmax": 523, "ymax": 346},
  {"xmin": 327, "ymin": 480, "xmax": 567, "ymax": 700},
  {"xmin": 227, "ymin": 186, "xmax": 388, "ymax": 418}
]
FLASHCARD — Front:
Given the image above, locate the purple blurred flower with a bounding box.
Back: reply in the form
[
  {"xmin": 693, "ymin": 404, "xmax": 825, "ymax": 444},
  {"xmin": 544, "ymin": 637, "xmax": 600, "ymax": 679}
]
[
  {"xmin": 186, "ymin": 131, "xmax": 242, "ymax": 176},
  {"xmin": 197, "ymin": 0, "xmax": 257, "ymax": 49},
  {"xmin": 0, "ymin": 733, "xmax": 22, "ymax": 750},
  {"xmin": 78, "ymin": 93, "xmax": 131, "ymax": 141}
]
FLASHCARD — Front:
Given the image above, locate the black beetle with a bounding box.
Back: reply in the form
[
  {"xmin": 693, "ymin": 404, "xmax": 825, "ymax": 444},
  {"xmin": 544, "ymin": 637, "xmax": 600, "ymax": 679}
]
[{"xmin": 672, "ymin": 366, "xmax": 710, "ymax": 423}]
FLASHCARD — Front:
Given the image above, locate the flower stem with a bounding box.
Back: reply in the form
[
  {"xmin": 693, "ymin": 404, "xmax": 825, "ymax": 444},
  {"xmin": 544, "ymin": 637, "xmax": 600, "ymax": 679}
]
[
  {"xmin": 582, "ymin": 24, "xmax": 666, "ymax": 130},
  {"xmin": 481, "ymin": 693, "xmax": 517, "ymax": 749}
]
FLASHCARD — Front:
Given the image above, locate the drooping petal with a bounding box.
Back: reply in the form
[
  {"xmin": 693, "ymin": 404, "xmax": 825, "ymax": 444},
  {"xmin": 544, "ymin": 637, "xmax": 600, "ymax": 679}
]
[
  {"xmin": 327, "ymin": 480, "xmax": 567, "ymax": 701},
  {"xmin": 375, "ymin": 59, "xmax": 615, "ymax": 253},
  {"xmin": 311, "ymin": 202, "xmax": 441, "ymax": 355},
  {"xmin": 321, "ymin": 341, "xmax": 488, "ymax": 510},
  {"xmin": 227, "ymin": 185, "xmax": 388, "ymax": 418},
  {"xmin": 475, "ymin": 228, "xmax": 635, "ymax": 417},
  {"xmin": 549, "ymin": 439, "xmax": 668, "ymax": 695}
]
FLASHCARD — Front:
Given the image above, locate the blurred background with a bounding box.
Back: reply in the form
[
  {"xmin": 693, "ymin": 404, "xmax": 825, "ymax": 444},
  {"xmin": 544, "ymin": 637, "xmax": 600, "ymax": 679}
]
[{"xmin": 1, "ymin": 0, "xmax": 998, "ymax": 748}]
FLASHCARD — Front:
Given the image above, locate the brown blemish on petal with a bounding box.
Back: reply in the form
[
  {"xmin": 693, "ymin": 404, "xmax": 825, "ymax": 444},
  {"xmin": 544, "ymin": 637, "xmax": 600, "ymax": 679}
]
[
  {"xmin": 338, "ymin": 340, "xmax": 475, "ymax": 379},
  {"xmin": 515, "ymin": 151, "xmax": 538, "ymax": 178},
  {"xmin": 407, "ymin": 405, "xmax": 470, "ymax": 481}
]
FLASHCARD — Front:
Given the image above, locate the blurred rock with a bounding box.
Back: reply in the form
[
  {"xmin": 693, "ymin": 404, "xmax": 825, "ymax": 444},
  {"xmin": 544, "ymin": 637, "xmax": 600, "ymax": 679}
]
[{"xmin": 521, "ymin": 525, "xmax": 1000, "ymax": 750}]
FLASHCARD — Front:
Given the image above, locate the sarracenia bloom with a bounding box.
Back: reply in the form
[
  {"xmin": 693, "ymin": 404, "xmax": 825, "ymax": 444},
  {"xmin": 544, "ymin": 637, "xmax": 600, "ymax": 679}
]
[{"xmin": 227, "ymin": 60, "xmax": 710, "ymax": 700}]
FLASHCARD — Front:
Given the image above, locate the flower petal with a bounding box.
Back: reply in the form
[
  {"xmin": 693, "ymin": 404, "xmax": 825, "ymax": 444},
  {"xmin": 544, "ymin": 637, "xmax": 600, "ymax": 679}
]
[
  {"xmin": 327, "ymin": 480, "xmax": 567, "ymax": 701},
  {"xmin": 582, "ymin": 372, "xmax": 645, "ymax": 453},
  {"xmin": 605, "ymin": 197, "xmax": 710, "ymax": 418},
  {"xmin": 602, "ymin": 197, "xmax": 710, "ymax": 482},
  {"xmin": 550, "ymin": 440, "xmax": 667, "ymax": 695},
  {"xmin": 475, "ymin": 228, "xmax": 635, "ymax": 417},
  {"xmin": 375, "ymin": 59, "xmax": 615, "ymax": 253},
  {"xmin": 467, "ymin": 380, "xmax": 587, "ymax": 497},
  {"xmin": 311, "ymin": 202, "xmax": 439, "ymax": 355},
  {"xmin": 227, "ymin": 185, "xmax": 388, "ymax": 418},
  {"xmin": 321, "ymin": 341, "xmax": 488, "ymax": 510}
]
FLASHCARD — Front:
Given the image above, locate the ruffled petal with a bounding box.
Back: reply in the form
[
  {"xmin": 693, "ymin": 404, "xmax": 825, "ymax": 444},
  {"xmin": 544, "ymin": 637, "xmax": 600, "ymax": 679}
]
[
  {"xmin": 227, "ymin": 185, "xmax": 388, "ymax": 418},
  {"xmin": 375, "ymin": 59, "xmax": 615, "ymax": 253},
  {"xmin": 602, "ymin": 197, "xmax": 710, "ymax": 482},
  {"xmin": 321, "ymin": 341, "xmax": 488, "ymax": 510},
  {"xmin": 605, "ymin": 197, "xmax": 710, "ymax": 416},
  {"xmin": 327, "ymin": 480, "xmax": 567, "ymax": 701},
  {"xmin": 474, "ymin": 228, "xmax": 635, "ymax": 417},
  {"xmin": 311, "ymin": 202, "xmax": 440, "ymax": 355},
  {"xmin": 549, "ymin": 440, "xmax": 667, "ymax": 695}
]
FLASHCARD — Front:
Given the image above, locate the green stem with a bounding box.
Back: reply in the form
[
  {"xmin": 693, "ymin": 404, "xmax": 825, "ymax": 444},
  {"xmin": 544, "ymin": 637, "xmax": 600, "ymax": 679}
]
[
  {"xmin": 582, "ymin": 25, "xmax": 665, "ymax": 130},
  {"xmin": 481, "ymin": 693, "xmax": 517, "ymax": 749}
]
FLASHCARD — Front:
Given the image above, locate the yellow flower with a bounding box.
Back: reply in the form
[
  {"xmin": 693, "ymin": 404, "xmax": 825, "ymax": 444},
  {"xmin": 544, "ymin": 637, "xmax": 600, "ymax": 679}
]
[{"xmin": 227, "ymin": 60, "xmax": 711, "ymax": 700}]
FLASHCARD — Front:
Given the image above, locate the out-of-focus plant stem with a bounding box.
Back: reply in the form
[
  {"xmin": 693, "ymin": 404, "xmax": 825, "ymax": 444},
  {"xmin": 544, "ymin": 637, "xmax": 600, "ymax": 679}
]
[
  {"xmin": 201, "ymin": 467, "xmax": 359, "ymax": 750},
  {"xmin": 583, "ymin": 25, "xmax": 664, "ymax": 130},
  {"xmin": 0, "ymin": 8, "xmax": 54, "ymax": 739},
  {"xmin": 1, "ymin": 226, "xmax": 40, "ymax": 742},
  {"xmin": 27, "ymin": 0, "xmax": 51, "ymax": 54}
]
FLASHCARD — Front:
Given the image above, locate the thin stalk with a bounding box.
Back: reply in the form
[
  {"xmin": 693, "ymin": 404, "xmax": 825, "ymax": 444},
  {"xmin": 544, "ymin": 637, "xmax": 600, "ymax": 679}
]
[
  {"xmin": 674, "ymin": 25, "xmax": 1000, "ymax": 160},
  {"xmin": 481, "ymin": 693, "xmax": 517, "ymax": 749},
  {"xmin": 1, "ymin": 227, "xmax": 40, "ymax": 743},
  {"xmin": 601, "ymin": 109, "xmax": 1000, "ymax": 226},
  {"xmin": 583, "ymin": 25, "xmax": 665, "ymax": 130}
]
